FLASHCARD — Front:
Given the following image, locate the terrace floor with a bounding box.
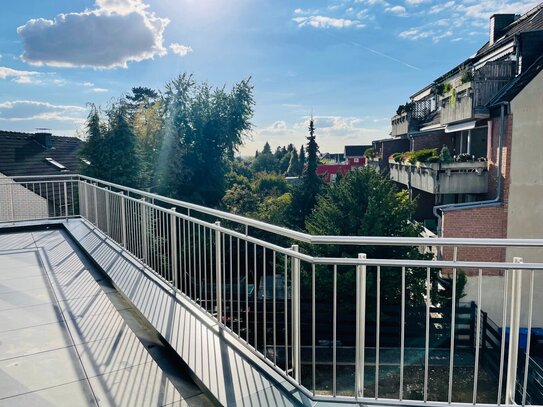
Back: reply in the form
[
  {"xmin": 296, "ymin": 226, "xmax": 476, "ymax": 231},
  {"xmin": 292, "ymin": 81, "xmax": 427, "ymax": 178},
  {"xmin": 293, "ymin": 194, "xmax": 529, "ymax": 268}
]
[{"xmin": 0, "ymin": 228, "xmax": 213, "ymax": 407}]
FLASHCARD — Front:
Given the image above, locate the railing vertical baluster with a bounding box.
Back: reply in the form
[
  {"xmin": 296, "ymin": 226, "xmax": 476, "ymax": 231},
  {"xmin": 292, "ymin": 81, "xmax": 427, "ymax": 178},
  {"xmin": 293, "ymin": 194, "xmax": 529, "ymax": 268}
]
[
  {"xmin": 291, "ymin": 245, "xmax": 301, "ymax": 383},
  {"xmin": 448, "ymin": 246, "xmax": 458, "ymax": 403},
  {"xmin": 498, "ymin": 267, "xmax": 510, "ymax": 405},
  {"xmin": 424, "ymin": 266, "xmax": 430, "ymax": 402},
  {"xmin": 506, "ymin": 257, "xmax": 523, "ymax": 404},
  {"xmin": 63, "ymin": 181, "xmax": 68, "ymax": 218},
  {"xmin": 120, "ymin": 192, "xmax": 126, "ymax": 248},
  {"xmin": 400, "ymin": 266, "xmax": 406, "ymax": 401},
  {"xmin": 263, "ymin": 248, "xmax": 267, "ymax": 351},
  {"xmin": 473, "ymin": 268, "xmax": 483, "ymax": 403},
  {"xmin": 333, "ymin": 264, "xmax": 337, "ymax": 397},
  {"xmin": 312, "ymin": 263, "xmax": 316, "ymax": 397},
  {"xmin": 105, "ymin": 188, "xmax": 110, "ymax": 236},
  {"xmin": 355, "ymin": 253, "xmax": 367, "ymax": 398},
  {"xmin": 215, "ymin": 221, "xmax": 222, "ymax": 321},
  {"xmin": 171, "ymin": 208, "xmax": 178, "ymax": 287},
  {"xmin": 9, "ymin": 182, "xmax": 14, "ymax": 220},
  {"xmin": 375, "ymin": 265, "xmax": 381, "ymax": 399},
  {"xmin": 273, "ymin": 251, "xmax": 277, "ymax": 366},
  {"xmin": 93, "ymin": 183, "xmax": 98, "ymax": 225},
  {"xmin": 522, "ymin": 269, "xmax": 535, "ymax": 406},
  {"xmin": 141, "ymin": 198, "xmax": 147, "ymax": 263}
]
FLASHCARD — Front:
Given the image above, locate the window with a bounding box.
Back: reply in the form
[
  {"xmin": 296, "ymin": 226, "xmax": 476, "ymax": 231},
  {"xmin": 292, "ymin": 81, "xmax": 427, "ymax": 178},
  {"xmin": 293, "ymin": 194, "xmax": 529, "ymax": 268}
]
[{"xmin": 45, "ymin": 157, "xmax": 66, "ymax": 170}]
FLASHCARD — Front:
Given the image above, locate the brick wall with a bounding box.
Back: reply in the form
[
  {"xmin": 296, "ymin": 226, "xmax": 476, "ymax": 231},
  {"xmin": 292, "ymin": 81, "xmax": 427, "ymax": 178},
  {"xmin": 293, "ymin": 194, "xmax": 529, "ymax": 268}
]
[
  {"xmin": 441, "ymin": 205, "xmax": 507, "ymax": 276},
  {"xmin": 412, "ymin": 132, "xmax": 454, "ymax": 151}
]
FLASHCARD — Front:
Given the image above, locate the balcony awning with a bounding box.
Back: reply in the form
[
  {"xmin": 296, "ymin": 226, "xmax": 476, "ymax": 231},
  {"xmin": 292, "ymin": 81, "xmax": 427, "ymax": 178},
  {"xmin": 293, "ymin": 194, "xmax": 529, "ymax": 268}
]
[{"xmin": 445, "ymin": 120, "xmax": 477, "ymax": 133}]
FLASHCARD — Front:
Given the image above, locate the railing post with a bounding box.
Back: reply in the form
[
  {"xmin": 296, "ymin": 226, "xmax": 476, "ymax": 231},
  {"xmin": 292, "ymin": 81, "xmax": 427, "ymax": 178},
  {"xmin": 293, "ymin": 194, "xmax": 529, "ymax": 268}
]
[
  {"xmin": 9, "ymin": 182, "xmax": 14, "ymax": 220},
  {"xmin": 140, "ymin": 198, "xmax": 147, "ymax": 263},
  {"xmin": 105, "ymin": 187, "xmax": 110, "ymax": 235},
  {"xmin": 215, "ymin": 221, "xmax": 222, "ymax": 321},
  {"xmin": 63, "ymin": 181, "xmax": 68, "ymax": 218},
  {"xmin": 170, "ymin": 208, "xmax": 178, "ymax": 287},
  {"xmin": 291, "ymin": 244, "xmax": 301, "ymax": 383},
  {"xmin": 93, "ymin": 183, "xmax": 98, "ymax": 226},
  {"xmin": 120, "ymin": 192, "xmax": 127, "ymax": 248},
  {"xmin": 355, "ymin": 253, "xmax": 367, "ymax": 398},
  {"xmin": 506, "ymin": 257, "xmax": 523, "ymax": 404}
]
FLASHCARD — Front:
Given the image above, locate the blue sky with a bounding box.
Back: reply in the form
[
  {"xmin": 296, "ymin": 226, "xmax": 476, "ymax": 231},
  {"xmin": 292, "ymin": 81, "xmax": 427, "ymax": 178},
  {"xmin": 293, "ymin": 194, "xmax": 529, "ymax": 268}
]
[{"xmin": 0, "ymin": 0, "xmax": 539, "ymax": 154}]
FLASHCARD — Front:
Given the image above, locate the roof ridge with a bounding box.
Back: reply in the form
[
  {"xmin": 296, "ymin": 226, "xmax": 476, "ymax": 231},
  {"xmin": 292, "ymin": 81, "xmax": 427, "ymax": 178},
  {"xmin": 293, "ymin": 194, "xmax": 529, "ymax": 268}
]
[{"xmin": 503, "ymin": 2, "xmax": 543, "ymax": 29}]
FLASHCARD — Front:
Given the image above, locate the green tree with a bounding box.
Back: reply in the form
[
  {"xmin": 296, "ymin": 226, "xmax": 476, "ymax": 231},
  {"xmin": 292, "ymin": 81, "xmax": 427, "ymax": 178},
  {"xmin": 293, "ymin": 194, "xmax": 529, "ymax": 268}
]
[
  {"xmin": 305, "ymin": 167, "xmax": 440, "ymax": 311},
  {"xmin": 252, "ymin": 142, "xmax": 279, "ymax": 173},
  {"xmin": 286, "ymin": 148, "xmax": 301, "ymax": 176},
  {"xmin": 102, "ymin": 105, "xmax": 141, "ymax": 187},
  {"xmin": 158, "ymin": 74, "xmax": 254, "ymax": 206},
  {"xmin": 79, "ymin": 105, "xmax": 106, "ymax": 178},
  {"xmin": 289, "ymin": 118, "xmax": 323, "ymax": 228},
  {"xmin": 299, "ymin": 145, "xmax": 306, "ymax": 171}
]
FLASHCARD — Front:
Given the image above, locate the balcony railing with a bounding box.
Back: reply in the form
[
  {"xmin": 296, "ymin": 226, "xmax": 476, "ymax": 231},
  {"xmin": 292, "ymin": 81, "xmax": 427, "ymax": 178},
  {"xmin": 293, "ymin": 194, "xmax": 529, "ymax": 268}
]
[
  {"xmin": 440, "ymin": 61, "xmax": 515, "ymax": 125},
  {"xmin": 389, "ymin": 160, "xmax": 489, "ymax": 195},
  {"xmin": 1, "ymin": 174, "xmax": 543, "ymax": 405}
]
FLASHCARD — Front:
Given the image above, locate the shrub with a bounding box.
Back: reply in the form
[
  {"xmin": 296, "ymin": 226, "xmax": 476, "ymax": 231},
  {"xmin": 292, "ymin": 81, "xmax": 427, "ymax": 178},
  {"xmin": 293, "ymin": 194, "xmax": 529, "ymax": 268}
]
[
  {"xmin": 364, "ymin": 147, "xmax": 375, "ymax": 159},
  {"xmin": 461, "ymin": 70, "xmax": 474, "ymax": 84},
  {"xmin": 411, "ymin": 148, "xmax": 439, "ymax": 163},
  {"xmin": 439, "ymin": 145, "xmax": 453, "ymax": 163},
  {"xmin": 427, "ymin": 155, "xmax": 440, "ymax": 163},
  {"xmin": 392, "ymin": 152, "xmax": 403, "ymax": 162}
]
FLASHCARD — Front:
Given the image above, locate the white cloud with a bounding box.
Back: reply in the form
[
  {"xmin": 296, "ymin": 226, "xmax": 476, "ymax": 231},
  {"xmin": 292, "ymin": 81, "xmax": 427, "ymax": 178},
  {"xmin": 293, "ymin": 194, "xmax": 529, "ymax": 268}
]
[
  {"xmin": 293, "ymin": 15, "xmax": 364, "ymax": 29},
  {"xmin": 385, "ymin": 5, "xmax": 408, "ymax": 15},
  {"xmin": 83, "ymin": 82, "xmax": 95, "ymax": 87},
  {"xmin": 455, "ymin": 0, "xmax": 539, "ymax": 19},
  {"xmin": 0, "ymin": 100, "xmax": 86, "ymax": 123},
  {"xmin": 0, "ymin": 66, "xmax": 41, "ymax": 84},
  {"xmin": 406, "ymin": 0, "xmax": 431, "ymax": 4},
  {"xmin": 17, "ymin": 0, "xmax": 170, "ymax": 69},
  {"xmin": 399, "ymin": 29, "xmax": 432, "ymax": 39},
  {"xmin": 91, "ymin": 87, "xmax": 109, "ymax": 93},
  {"xmin": 169, "ymin": 43, "xmax": 193, "ymax": 56}
]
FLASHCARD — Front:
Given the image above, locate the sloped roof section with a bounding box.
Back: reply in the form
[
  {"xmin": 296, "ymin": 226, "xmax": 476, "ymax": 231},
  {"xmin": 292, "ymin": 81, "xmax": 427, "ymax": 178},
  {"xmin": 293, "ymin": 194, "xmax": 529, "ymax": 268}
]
[
  {"xmin": 0, "ymin": 131, "xmax": 83, "ymax": 177},
  {"xmin": 487, "ymin": 55, "xmax": 543, "ymax": 105},
  {"xmin": 476, "ymin": 3, "xmax": 543, "ymax": 56},
  {"xmin": 344, "ymin": 145, "xmax": 371, "ymax": 157}
]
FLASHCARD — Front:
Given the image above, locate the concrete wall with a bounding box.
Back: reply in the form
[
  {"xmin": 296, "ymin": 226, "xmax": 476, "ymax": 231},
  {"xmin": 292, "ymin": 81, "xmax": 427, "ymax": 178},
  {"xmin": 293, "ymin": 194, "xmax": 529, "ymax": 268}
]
[
  {"xmin": 506, "ymin": 69, "xmax": 543, "ymax": 252},
  {"xmin": 503, "ymin": 69, "xmax": 543, "ymax": 327}
]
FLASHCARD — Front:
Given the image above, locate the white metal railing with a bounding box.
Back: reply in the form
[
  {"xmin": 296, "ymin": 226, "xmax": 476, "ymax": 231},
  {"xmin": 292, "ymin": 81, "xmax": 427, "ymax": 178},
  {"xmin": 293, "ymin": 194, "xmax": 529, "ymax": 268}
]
[{"xmin": 2, "ymin": 174, "xmax": 543, "ymax": 405}]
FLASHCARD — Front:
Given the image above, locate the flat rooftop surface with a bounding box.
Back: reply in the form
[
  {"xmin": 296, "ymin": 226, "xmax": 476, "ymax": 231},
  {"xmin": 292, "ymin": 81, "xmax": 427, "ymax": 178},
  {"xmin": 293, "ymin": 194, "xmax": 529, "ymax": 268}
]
[{"xmin": 0, "ymin": 229, "xmax": 213, "ymax": 407}]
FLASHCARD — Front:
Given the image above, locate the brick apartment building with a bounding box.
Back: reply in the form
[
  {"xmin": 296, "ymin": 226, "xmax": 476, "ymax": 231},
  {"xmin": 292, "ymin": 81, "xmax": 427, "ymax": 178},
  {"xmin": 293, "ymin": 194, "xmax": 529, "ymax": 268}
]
[{"xmin": 369, "ymin": 4, "xmax": 543, "ymax": 323}]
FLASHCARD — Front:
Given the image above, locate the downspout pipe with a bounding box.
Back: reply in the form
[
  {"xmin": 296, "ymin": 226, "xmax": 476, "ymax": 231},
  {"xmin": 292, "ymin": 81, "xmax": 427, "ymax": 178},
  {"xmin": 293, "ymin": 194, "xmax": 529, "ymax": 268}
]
[{"xmin": 434, "ymin": 101, "xmax": 509, "ymax": 236}]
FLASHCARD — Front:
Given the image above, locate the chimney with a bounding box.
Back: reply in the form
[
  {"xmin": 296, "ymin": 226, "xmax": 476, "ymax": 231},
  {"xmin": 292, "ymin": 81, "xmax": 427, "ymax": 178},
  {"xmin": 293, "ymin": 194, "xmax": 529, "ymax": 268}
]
[
  {"xmin": 35, "ymin": 132, "xmax": 53, "ymax": 149},
  {"xmin": 489, "ymin": 14, "xmax": 516, "ymax": 45}
]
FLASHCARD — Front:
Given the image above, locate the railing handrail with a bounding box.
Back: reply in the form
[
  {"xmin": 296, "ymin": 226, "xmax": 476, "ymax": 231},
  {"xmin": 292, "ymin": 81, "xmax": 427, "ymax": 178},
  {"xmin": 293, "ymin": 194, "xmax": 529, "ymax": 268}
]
[{"xmin": 4, "ymin": 174, "xmax": 543, "ymax": 248}]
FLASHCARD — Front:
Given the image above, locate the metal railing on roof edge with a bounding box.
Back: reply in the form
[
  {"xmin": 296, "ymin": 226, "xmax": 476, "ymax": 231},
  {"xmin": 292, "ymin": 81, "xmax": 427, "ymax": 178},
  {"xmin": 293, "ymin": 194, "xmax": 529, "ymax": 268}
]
[{"xmin": 1, "ymin": 174, "xmax": 543, "ymax": 405}]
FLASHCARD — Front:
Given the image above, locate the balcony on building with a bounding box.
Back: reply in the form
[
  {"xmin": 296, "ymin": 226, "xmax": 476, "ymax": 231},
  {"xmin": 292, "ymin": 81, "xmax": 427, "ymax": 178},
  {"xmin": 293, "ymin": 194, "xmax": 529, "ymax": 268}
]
[
  {"xmin": 389, "ymin": 159, "xmax": 489, "ymax": 195},
  {"xmin": 440, "ymin": 61, "xmax": 515, "ymax": 125}
]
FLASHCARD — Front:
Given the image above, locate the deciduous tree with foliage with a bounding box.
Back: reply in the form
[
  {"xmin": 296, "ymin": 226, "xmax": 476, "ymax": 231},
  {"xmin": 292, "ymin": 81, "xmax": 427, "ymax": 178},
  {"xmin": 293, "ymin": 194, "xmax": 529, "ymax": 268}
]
[{"xmin": 158, "ymin": 74, "xmax": 254, "ymax": 206}]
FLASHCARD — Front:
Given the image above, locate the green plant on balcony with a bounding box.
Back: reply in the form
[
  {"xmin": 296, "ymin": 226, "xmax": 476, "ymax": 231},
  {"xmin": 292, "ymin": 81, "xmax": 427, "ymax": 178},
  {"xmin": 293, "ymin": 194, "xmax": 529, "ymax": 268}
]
[
  {"xmin": 461, "ymin": 69, "xmax": 474, "ymax": 84},
  {"xmin": 432, "ymin": 82, "xmax": 445, "ymax": 96},
  {"xmin": 391, "ymin": 152, "xmax": 403, "ymax": 162},
  {"xmin": 364, "ymin": 147, "xmax": 375, "ymax": 159},
  {"xmin": 450, "ymin": 88, "xmax": 456, "ymax": 107},
  {"xmin": 456, "ymin": 153, "xmax": 473, "ymax": 162},
  {"xmin": 396, "ymin": 101, "xmax": 415, "ymax": 116},
  {"xmin": 410, "ymin": 148, "xmax": 439, "ymax": 164},
  {"xmin": 443, "ymin": 82, "xmax": 453, "ymax": 93},
  {"xmin": 439, "ymin": 145, "xmax": 453, "ymax": 163}
]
